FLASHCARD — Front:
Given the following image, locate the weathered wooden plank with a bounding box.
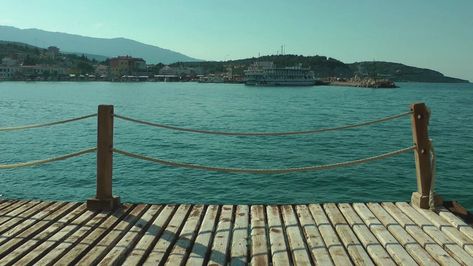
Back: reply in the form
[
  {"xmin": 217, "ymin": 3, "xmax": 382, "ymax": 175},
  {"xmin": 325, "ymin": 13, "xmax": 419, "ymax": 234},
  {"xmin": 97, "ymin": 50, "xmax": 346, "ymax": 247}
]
[
  {"xmin": 186, "ymin": 205, "xmax": 219, "ymax": 265},
  {"xmin": 207, "ymin": 205, "xmax": 234, "ymax": 266},
  {"xmin": 0, "ymin": 201, "xmax": 64, "ymax": 241},
  {"xmin": 0, "ymin": 202, "xmax": 80, "ymax": 260},
  {"xmin": 50, "ymin": 204, "xmax": 133, "ymax": 265},
  {"xmin": 143, "ymin": 204, "xmax": 192, "ymax": 265},
  {"xmin": 382, "ymin": 202, "xmax": 462, "ymax": 266},
  {"xmin": 123, "ymin": 205, "xmax": 176, "ymax": 265},
  {"xmin": 323, "ymin": 203, "xmax": 373, "ymax": 266},
  {"xmin": 230, "ymin": 205, "xmax": 249, "ymax": 266},
  {"xmin": 266, "ymin": 205, "xmax": 290, "ymax": 266},
  {"xmin": 366, "ymin": 203, "xmax": 438, "ymax": 265},
  {"xmin": 249, "ymin": 205, "xmax": 269, "ymax": 266},
  {"xmin": 165, "ymin": 205, "xmax": 205, "ymax": 266},
  {"xmin": 10, "ymin": 207, "xmax": 97, "ymax": 265},
  {"xmin": 97, "ymin": 205, "xmax": 162, "ymax": 265},
  {"xmin": 3, "ymin": 200, "xmax": 473, "ymax": 266},
  {"xmin": 295, "ymin": 205, "xmax": 333, "ymax": 265},
  {"xmin": 351, "ymin": 203, "xmax": 419, "ymax": 265},
  {"xmin": 308, "ymin": 204, "xmax": 352, "ymax": 266},
  {"xmin": 0, "ymin": 200, "xmax": 28, "ymax": 216},
  {"xmin": 0, "ymin": 201, "xmax": 44, "ymax": 228},
  {"xmin": 397, "ymin": 202, "xmax": 473, "ymax": 265},
  {"xmin": 438, "ymin": 207, "xmax": 473, "ymax": 242},
  {"xmin": 337, "ymin": 203, "xmax": 397, "ymax": 266},
  {"xmin": 416, "ymin": 205, "xmax": 473, "ymax": 256},
  {"xmin": 280, "ymin": 205, "xmax": 312, "ymax": 265},
  {"xmin": 0, "ymin": 200, "xmax": 17, "ymax": 212},
  {"xmin": 77, "ymin": 204, "xmax": 149, "ymax": 265}
]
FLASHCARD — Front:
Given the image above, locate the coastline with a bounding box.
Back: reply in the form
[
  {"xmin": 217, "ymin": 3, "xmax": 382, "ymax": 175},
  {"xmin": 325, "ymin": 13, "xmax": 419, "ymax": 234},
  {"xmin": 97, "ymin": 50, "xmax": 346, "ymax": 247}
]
[{"xmin": 326, "ymin": 80, "xmax": 397, "ymax": 88}]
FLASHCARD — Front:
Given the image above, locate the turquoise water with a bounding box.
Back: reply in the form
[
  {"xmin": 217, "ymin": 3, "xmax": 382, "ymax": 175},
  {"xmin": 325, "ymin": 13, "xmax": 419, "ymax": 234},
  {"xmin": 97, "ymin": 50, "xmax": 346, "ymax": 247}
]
[{"xmin": 1, "ymin": 82, "xmax": 472, "ymax": 209}]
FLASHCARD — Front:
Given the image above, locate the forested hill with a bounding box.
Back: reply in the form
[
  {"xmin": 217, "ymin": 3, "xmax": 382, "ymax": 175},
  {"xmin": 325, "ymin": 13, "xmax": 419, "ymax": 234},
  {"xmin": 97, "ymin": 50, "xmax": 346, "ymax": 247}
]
[
  {"xmin": 349, "ymin": 61, "xmax": 468, "ymax": 83},
  {"xmin": 0, "ymin": 41, "xmax": 97, "ymax": 73},
  {"xmin": 174, "ymin": 55, "xmax": 469, "ymax": 83}
]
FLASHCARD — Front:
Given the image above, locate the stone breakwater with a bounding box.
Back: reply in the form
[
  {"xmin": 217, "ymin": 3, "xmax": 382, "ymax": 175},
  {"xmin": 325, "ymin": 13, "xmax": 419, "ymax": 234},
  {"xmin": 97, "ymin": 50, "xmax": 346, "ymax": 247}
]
[{"xmin": 325, "ymin": 78, "xmax": 397, "ymax": 88}]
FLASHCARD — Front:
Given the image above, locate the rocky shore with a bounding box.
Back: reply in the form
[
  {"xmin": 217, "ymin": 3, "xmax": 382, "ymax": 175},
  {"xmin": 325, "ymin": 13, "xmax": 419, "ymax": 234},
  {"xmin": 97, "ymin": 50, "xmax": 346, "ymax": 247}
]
[{"xmin": 324, "ymin": 78, "xmax": 397, "ymax": 88}]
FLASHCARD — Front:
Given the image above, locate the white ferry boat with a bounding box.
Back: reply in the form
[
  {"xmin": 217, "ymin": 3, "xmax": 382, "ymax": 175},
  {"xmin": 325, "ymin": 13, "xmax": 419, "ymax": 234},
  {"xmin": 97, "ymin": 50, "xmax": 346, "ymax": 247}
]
[{"xmin": 244, "ymin": 61, "xmax": 316, "ymax": 86}]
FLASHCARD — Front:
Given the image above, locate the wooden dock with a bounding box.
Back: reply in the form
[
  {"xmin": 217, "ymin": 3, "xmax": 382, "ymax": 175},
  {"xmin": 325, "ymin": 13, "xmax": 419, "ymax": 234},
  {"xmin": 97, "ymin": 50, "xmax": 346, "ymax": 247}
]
[{"xmin": 0, "ymin": 199, "xmax": 472, "ymax": 265}]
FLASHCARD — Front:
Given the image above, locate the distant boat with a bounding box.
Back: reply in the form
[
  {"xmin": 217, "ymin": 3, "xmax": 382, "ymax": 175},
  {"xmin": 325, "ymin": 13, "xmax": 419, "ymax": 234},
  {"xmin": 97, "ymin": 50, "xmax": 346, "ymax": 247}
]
[{"xmin": 244, "ymin": 62, "xmax": 316, "ymax": 86}]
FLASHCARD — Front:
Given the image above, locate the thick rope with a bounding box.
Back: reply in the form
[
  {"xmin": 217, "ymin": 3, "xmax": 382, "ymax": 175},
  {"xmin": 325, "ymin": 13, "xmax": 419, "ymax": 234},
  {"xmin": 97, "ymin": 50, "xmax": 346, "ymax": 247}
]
[
  {"xmin": 429, "ymin": 139, "xmax": 437, "ymax": 210},
  {"xmin": 114, "ymin": 111, "xmax": 412, "ymax": 136},
  {"xmin": 0, "ymin": 147, "xmax": 96, "ymax": 169},
  {"xmin": 113, "ymin": 146, "xmax": 415, "ymax": 174},
  {"xmin": 0, "ymin": 114, "xmax": 97, "ymax": 132}
]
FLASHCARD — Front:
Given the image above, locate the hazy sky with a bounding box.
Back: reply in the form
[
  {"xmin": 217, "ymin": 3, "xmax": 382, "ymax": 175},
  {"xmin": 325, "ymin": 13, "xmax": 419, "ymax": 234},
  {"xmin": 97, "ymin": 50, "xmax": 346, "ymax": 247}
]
[{"xmin": 1, "ymin": 0, "xmax": 472, "ymax": 81}]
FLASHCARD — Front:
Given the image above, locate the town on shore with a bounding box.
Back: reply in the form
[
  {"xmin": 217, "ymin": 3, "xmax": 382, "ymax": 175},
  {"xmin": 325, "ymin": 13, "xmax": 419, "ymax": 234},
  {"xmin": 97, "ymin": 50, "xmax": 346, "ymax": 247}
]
[
  {"xmin": 0, "ymin": 45, "xmax": 395, "ymax": 88},
  {"xmin": 0, "ymin": 42, "xmax": 467, "ymax": 87}
]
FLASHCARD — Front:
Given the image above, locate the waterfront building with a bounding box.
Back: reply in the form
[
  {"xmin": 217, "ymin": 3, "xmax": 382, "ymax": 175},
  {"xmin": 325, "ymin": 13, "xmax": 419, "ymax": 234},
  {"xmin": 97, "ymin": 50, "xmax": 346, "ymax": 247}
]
[
  {"xmin": 19, "ymin": 65, "xmax": 67, "ymax": 78},
  {"xmin": 0, "ymin": 66, "xmax": 20, "ymax": 80},
  {"xmin": 0, "ymin": 57, "xmax": 20, "ymax": 80},
  {"xmin": 109, "ymin": 56, "xmax": 146, "ymax": 78}
]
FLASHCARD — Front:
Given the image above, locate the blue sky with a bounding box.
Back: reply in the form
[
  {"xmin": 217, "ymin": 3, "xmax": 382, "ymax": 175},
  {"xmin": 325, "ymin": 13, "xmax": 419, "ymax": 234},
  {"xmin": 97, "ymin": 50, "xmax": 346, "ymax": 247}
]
[{"xmin": 1, "ymin": 0, "xmax": 472, "ymax": 81}]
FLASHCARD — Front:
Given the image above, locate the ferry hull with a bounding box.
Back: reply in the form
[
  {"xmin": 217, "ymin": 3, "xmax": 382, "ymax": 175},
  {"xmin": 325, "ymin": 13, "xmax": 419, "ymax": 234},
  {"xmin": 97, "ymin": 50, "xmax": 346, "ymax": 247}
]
[{"xmin": 245, "ymin": 80, "xmax": 316, "ymax": 86}]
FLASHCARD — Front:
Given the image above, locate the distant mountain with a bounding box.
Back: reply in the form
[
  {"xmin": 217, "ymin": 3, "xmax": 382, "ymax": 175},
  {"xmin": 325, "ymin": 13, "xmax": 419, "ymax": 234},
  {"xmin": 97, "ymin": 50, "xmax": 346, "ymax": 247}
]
[
  {"xmin": 0, "ymin": 25, "xmax": 198, "ymax": 64},
  {"xmin": 349, "ymin": 61, "xmax": 469, "ymax": 83}
]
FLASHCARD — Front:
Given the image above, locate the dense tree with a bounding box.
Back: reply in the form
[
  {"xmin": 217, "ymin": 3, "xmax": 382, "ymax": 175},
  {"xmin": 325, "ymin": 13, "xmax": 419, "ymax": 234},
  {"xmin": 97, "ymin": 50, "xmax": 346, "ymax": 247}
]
[
  {"xmin": 23, "ymin": 55, "xmax": 38, "ymax": 65},
  {"xmin": 77, "ymin": 61, "xmax": 94, "ymax": 74}
]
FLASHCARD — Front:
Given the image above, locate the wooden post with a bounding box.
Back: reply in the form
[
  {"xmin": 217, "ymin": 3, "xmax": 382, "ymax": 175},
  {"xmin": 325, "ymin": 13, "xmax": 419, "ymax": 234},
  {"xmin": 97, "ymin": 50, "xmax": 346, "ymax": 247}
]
[
  {"xmin": 87, "ymin": 105, "xmax": 121, "ymax": 211},
  {"xmin": 410, "ymin": 103, "xmax": 434, "ymax": 209}
]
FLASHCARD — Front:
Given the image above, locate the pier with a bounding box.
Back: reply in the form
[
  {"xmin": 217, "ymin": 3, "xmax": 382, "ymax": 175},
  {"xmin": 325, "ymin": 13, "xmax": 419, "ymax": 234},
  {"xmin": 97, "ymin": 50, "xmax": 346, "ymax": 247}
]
[{"xmin": 1, "ymin": 103, "xmax": 473, "ymax": 265}]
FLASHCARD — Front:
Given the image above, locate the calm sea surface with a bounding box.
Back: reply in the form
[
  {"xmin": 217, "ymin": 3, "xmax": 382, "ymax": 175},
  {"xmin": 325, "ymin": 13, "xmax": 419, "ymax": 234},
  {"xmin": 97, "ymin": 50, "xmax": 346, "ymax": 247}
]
[{"xmin": 1, "ymin": 82, "xmax": 472, "ymax": 209}]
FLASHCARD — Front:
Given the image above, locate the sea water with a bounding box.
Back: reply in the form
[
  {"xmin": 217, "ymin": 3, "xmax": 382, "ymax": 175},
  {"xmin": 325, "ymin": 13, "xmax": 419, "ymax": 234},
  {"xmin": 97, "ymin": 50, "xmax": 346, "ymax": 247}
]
[{"xmin": 1, "ymin": 82, "xmax": 472, "ymax": 209}]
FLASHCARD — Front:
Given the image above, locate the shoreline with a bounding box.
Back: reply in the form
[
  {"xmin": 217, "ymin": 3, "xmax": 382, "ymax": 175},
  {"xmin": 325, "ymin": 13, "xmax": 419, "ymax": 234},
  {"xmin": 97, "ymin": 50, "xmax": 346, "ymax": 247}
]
[{"xmin": 326, "ymin": 80, "xmax": 397, "ymax": 88}]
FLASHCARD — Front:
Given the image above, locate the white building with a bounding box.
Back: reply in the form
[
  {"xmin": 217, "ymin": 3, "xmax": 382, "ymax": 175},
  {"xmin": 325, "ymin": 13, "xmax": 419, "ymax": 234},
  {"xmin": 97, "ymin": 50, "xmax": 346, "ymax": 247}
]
[
  {"xmin": 0, "ymin": 66, "xmax": 19, "ymax": 79},
  {"xmin": 20, "ymin": 65, "xmax": 67, "ymax": 76}
]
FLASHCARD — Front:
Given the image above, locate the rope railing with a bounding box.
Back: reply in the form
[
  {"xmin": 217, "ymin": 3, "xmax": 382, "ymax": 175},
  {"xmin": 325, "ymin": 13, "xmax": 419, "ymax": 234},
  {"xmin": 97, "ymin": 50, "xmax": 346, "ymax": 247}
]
[
  {"xmin": 113, "ymin": 146, "xmax": 415, "ymax": 174},
  {"xmin": 1, "ymin": 103, "xmax": 438, "ymax": 211},
  {"xmin": 0, "ymin": 147, "xmax": 96, "ymax": 169},
  {"xmin": 114, "ymin": 111, "xmax": 412, "ymax": 136},
  {"xmin": 0, "ymin": 113, "xmax": 97, "ymax": 132}
]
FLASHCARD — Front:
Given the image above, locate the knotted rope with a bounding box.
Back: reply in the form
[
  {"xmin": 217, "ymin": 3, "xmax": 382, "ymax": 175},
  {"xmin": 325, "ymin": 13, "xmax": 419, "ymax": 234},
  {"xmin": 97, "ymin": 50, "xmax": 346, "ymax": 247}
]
[
  {"xmin": 0, "ymin": 147, "xmax": 96, "ymax": 169},
  {"xmin": 114, "ymin": 111, "xmax": 412, "ymax": 136},
  {"xmin": 0, "ymin": 114, "xmax": 97, "ymax": 132},
  {"xmin": 113, "ymin": 146, "xmax": 415, "ymax": 174}
]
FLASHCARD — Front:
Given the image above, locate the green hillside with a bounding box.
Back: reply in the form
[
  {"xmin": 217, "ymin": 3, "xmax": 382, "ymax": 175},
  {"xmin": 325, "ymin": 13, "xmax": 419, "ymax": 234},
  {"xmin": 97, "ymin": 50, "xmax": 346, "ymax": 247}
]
[
  {"xmin": 349, "ymin": 61, "xmax": 468, "ymax": 83},
  {"xmin": 173, "ymin": 55, "xmax": 468, "ymax": 83},
  {"xmin": 0, "ymin": 41, "xmax": 97, "ymax": 74}
]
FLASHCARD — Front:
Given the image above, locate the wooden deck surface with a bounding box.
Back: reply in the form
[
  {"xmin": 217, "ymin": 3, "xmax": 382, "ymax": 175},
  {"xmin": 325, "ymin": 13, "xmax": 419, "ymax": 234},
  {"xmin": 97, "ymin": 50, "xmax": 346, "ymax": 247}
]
[{"xmin": 0, "ymin": 199, "xmax": 472, "ymax": 265}]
